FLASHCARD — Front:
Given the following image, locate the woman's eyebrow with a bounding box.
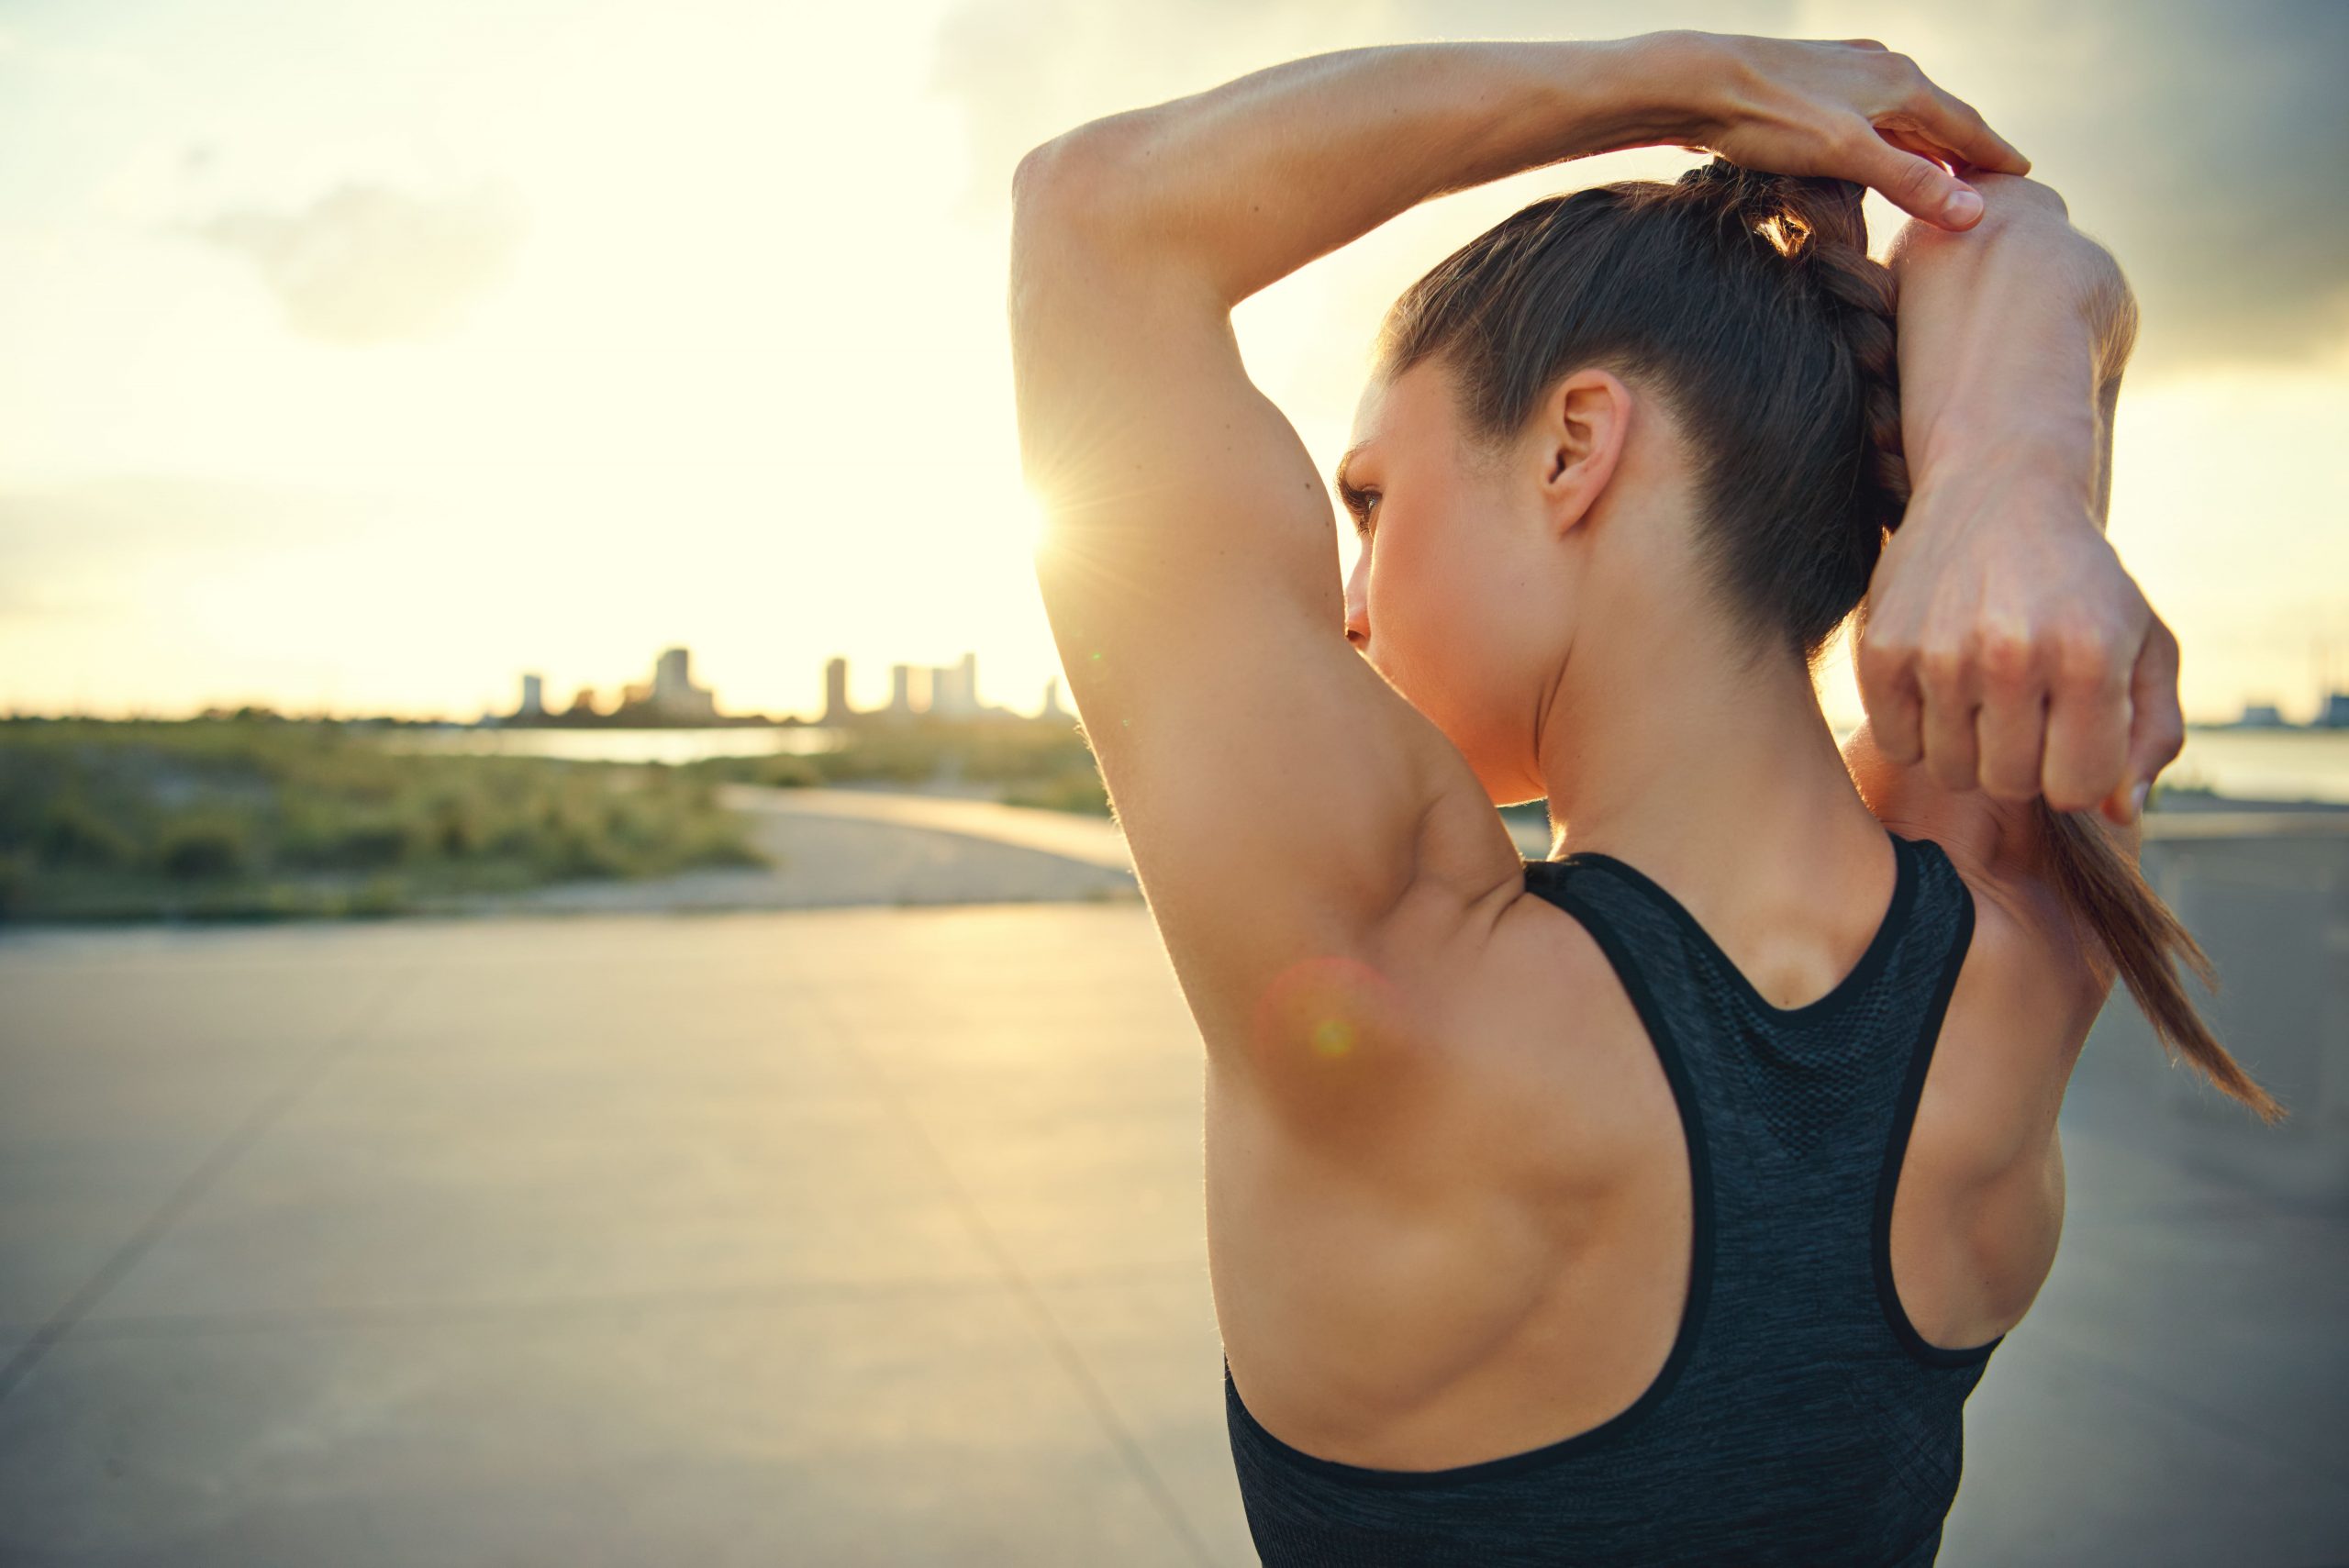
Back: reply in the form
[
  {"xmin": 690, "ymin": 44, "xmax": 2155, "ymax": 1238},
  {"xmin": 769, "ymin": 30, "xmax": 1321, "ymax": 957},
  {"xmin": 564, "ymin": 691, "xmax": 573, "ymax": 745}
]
[{"xmin": 1332, "ymin": 441, "xmax": 1372, "ymax": 496}]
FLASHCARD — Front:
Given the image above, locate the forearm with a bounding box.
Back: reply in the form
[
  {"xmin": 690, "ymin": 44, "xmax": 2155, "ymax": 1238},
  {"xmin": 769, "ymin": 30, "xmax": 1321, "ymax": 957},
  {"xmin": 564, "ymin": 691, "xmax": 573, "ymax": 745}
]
[
  {"xmin": 1889, "ymin": 173, "xmax": 2140, "ymax": 531},
  {"xmin": 1014, "ymin": 35, "xmax": 1698, "ymax": 306}
]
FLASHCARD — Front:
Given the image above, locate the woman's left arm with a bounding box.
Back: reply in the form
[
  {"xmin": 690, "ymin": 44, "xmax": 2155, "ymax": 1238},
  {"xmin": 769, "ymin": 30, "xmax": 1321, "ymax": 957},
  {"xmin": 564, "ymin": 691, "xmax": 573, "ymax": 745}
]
[{"xmin": 1009, "ymin": 35, "xmax": 2025, "ymax": 1143}]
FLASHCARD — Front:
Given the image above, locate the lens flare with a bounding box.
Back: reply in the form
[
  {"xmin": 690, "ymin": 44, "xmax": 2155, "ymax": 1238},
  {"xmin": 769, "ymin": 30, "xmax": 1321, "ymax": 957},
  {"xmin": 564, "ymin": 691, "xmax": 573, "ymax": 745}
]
[{"xmin": 1250, "ymin": 951, "xmax": 1408, "ymax": 1074}]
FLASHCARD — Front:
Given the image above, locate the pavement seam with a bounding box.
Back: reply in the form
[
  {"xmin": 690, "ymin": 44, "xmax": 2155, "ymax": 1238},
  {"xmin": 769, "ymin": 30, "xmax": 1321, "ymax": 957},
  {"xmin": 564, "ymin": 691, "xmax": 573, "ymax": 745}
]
[
  {"xmin": 0, "ymin": 963, "xmax": 417, "ymax": 1407},
  {"xmin": 803, "ymin": 989, "xmax": 1225, "ymax": 1568}
]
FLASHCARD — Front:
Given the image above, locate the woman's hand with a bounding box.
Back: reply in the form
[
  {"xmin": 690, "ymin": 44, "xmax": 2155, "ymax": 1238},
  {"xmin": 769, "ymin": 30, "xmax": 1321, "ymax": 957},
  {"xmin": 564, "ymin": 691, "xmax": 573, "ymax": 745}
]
[
  {"xmin": 1855, "ymin": 476, "xmax": 2182, "ymax": 827},
  {"xmin": 1647, "ymin": 31, "xmax": 2032, "ymax": 229}
]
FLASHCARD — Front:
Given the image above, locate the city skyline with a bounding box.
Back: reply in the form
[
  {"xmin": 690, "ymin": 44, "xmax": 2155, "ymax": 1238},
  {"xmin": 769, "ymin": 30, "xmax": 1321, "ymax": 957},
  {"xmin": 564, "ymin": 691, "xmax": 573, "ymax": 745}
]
[{"xmin": 480, "ymin": 645, "xmax": 1074, "ymax": 729}]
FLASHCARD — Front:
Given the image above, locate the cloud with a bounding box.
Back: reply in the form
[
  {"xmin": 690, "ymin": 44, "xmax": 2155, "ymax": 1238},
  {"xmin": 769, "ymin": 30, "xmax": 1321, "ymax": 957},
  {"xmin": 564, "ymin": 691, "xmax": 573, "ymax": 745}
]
[
  {"xmin": 185, "ymin": 181, "xmax": 527, "ymax": 345},
  {"xmin": 1980, "ymin": 0, "xmax": 2349, "ymax": 373},
  {"xmin": 930, "ymin": 0, "xmax": 2349, "ymax": 373}
]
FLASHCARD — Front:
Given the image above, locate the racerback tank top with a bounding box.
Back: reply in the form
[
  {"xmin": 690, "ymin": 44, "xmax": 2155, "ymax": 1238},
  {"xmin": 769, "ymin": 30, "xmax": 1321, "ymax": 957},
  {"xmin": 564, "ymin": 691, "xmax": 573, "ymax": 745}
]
[{"xmin": 1223, "ymin": 826, "xmax": 2000, "ymax": 1567}]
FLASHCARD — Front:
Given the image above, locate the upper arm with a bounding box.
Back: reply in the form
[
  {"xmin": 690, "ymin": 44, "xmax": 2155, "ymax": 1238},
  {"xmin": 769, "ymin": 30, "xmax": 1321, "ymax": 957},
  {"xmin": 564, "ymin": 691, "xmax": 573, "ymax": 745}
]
[{"xmin": 1009, "ymin": 133, "xmax": 1520, "ymax": 1106}]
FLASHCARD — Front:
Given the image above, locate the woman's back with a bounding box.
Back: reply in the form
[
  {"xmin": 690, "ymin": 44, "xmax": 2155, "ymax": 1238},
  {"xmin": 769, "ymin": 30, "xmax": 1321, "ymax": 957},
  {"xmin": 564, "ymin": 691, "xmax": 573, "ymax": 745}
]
[{"xmin": 1208, "ymin": 762, "xmax": 2113, "ymax": 1565}]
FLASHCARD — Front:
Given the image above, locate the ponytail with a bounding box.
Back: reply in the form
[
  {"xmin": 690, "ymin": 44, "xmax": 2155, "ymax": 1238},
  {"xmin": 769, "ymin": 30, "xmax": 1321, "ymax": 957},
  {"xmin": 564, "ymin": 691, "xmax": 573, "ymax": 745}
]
[{"xmin": 2032, "ymin": 803, "xmax": 2284, "ymax": 1121}]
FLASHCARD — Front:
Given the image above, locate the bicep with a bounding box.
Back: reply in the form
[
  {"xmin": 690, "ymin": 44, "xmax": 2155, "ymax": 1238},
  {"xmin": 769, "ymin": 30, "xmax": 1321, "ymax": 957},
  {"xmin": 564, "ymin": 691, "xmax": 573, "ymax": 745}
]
[{"xmin": 1013, "ymin": 185, "xmax": 1514, "ymax": 1082}]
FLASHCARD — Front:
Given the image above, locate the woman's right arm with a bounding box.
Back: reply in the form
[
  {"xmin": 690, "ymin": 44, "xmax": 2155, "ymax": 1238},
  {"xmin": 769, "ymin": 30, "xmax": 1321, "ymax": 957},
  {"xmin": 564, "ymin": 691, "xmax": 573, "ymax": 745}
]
[{"xmin": 1853, "ymin": 172, "xmax": 2170, "ymax": 848}]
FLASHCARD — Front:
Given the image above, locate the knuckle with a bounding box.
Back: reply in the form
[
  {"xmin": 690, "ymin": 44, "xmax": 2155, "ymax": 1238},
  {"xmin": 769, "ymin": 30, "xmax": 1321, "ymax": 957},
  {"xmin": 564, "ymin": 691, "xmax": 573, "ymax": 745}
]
[
  {"xmin": 1916, "ymin": 645, "xmax": 1969, "ymax": 695},
  {"xmin": 1854, "ymin": 634, "xmax": 1913, "ymax": 680},
  {"xmin": 1976, "ymin": 630, "xmax": 2037, "ymax": 687},
  {"xmin": 1892, "ymin": 155, "xmax": 1943, "ymax": 201},
  {"xmin": 2050, "ymin": 626, "xmax": 2120, "ymax": 687}
]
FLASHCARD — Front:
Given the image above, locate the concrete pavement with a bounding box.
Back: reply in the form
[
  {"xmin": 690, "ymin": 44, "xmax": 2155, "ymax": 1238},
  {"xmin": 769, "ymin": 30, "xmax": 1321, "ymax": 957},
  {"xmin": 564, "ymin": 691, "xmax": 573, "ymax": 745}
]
[{"xmin": 0, "ymin": 821, "xmax": 2343, "ymax": 1564}]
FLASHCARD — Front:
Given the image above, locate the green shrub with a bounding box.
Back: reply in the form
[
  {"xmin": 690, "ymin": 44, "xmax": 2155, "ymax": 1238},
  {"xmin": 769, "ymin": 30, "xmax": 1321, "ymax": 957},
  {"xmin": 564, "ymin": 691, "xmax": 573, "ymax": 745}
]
[
  {"xmin": 1001, "ymin": 765, "xmax": 1110, "ymax": 817},
  {"xmin": 36, "ymin": 797, "xmax": 136, "ymax": 869},
  {"xmin": 155, "ymin": 814, "xmax": 250, "ymax": 881}
]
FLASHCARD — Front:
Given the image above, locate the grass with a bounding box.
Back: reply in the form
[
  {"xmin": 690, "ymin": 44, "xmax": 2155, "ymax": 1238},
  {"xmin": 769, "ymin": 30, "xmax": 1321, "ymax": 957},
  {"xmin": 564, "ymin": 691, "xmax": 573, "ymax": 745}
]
[
  {"xmin": 685, "ymin": 718, "xmax": 1113, "ymax": 815},
  {"xmin": 0, "ymin": 717, "xmax": 766, "ymax": 923}
]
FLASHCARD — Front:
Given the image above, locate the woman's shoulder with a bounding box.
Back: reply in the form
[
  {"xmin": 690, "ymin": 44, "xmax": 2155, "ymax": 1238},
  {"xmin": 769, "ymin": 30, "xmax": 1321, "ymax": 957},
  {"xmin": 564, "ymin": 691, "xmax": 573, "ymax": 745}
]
[{"xmin": 1841, "ymin": 721, "xmax": 2121, "ymax": 1002}]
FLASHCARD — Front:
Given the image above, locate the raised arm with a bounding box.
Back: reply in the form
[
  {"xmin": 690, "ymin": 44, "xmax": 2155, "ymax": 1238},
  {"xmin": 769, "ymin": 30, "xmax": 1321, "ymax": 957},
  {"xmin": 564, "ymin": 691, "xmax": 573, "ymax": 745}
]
[
  {"xmin": 1018, "ymin": 32, "xmax": 2026, "ymax": 314},
  {"xmin": 1851, "ymin": 172, "xmax": 2169, "ymax": 843},
  {"xmin": 1011, "ymin": 35, "xmax": 2029, "ymax": 1130}
]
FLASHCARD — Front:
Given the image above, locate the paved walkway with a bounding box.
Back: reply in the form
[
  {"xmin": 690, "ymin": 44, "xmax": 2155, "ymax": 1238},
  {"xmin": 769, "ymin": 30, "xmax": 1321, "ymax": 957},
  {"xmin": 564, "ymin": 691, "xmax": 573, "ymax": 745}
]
[{"xmin": 0, "ymin": 809, "xmax": 2342, "ymax": 1564}]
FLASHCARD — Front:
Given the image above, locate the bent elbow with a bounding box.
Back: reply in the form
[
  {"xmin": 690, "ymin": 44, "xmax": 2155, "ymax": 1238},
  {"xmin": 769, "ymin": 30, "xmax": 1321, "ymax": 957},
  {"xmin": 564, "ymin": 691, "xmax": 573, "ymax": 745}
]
[{"xmin": 1011, "ymin": 113, "xmax": 1157, "ymax": 231}]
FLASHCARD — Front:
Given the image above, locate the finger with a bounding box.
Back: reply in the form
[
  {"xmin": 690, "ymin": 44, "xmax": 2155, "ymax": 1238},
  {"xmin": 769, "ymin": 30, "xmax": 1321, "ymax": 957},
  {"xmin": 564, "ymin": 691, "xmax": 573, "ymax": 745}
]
[
  {"xmin": 2041, "ymin": 643, "xmax": 2131, "ymax": 813},
  {"xmin": 1842, "ymin": 122, "xmax": 1984, "ymax": 228},
  {"xmin": 1913, "ymin": 83, "xmax": 2031, "ymax": 175},
  {"xmin": 2108, "ymin": 617, "xmax": 2185, "ymax": 821},
  {"xmin": 1975, "ymin": 667, "xmax": 2053, "ymax": 804},
  {"xmin": 1854, "ymin": 609, "xmax": 1927, "ymax": 764},
  {"xmin": 1917, "ymin": 651, "xmax": 1983, "ymax": 792},
  {"xmin": 1877, "ymin": 126, "xmax": 1961, "ymax": 179}
]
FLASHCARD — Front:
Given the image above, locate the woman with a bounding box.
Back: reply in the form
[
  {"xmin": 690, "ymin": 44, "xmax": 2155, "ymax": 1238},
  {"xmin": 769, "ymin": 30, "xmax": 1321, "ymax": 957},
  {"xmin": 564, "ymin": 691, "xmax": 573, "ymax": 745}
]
[{"xmin": 1008, "ymin": 30, "xmax": 2279, "ymax": 1567}]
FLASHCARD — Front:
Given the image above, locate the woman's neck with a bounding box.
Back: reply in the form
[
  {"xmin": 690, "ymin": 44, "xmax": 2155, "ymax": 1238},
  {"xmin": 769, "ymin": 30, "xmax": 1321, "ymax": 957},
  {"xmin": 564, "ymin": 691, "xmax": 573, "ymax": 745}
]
[{"xmin": 1533, "ymin": 628, "xmax": 1888, "ymax": 912}]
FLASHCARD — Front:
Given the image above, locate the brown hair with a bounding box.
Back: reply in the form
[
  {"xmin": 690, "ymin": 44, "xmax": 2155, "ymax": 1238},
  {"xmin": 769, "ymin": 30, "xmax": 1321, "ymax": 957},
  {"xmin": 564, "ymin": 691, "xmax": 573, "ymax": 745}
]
[{"xmin": 1379, "ymin": 157, "xmax": 2281, "ymax": 1123}]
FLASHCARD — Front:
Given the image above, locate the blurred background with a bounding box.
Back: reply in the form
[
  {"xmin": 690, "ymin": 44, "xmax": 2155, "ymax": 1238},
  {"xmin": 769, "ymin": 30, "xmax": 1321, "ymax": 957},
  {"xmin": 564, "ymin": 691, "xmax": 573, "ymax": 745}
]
[{"xmin": 0, "ymin": 2, "xmax": 2343, "ymax": 1564}]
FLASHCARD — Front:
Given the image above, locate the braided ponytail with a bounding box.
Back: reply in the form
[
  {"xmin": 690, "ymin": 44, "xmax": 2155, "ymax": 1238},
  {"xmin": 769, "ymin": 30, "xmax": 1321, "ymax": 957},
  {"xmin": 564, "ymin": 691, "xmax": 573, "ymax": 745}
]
[
  {"xmin": 1380, "ymin": 156, "xmax": 2282, "ymax": 1122},
  {"xmin": 1674, "ymin": 160, "xmax": 1910, "ymax": 550}
]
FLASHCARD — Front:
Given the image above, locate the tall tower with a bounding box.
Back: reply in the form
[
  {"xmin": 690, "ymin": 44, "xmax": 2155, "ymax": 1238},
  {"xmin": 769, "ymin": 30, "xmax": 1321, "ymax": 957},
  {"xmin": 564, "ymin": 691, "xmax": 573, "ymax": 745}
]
[
  {"xmin": 929, "ymin": 651, "xmax": 979, "ymax": 717},
  {"xmin": 887, "ymin": 663, "xmax": 926, "ymax": 722},
  {"xmin": 518, "ymin": 673, "xmax": 545, "ymax": 720},
  {"xmin": 649, "ymin": 646, "xmax": 718, "ymax": 721},
  {"xmin": 823, "ymin": 656, "xmax": 852, "ymax": 725},
  {"xmin": 653, "ymin": 647, "xmax": 692, "ymax": 706}
]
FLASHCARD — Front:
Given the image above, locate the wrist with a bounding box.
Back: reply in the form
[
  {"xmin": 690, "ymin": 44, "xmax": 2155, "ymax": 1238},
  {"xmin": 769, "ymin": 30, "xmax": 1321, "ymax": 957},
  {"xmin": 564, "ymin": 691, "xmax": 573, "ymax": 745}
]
[
  {"xmin": 1596, "ymin": 30, "xmax": 1730, "ymax": 151},
  {"xmin": 1908, "ymin": 410, "xmax": 2103, "ymax": 527}
]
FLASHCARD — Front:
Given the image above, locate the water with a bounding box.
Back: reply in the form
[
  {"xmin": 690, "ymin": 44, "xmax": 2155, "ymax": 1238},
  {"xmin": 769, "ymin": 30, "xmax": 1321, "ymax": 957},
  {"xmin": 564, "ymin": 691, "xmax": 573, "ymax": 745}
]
[
  {"xmin": 376, "ymin": 723, "xmax": 2349, "ymax": 803},
  {"xmin": 2163, "ymin": 727, "xmax": 2349, "ymax": 805},
  {"xmin": 378, "ymin": 726, "xmax": 849, "ymax": 765}
]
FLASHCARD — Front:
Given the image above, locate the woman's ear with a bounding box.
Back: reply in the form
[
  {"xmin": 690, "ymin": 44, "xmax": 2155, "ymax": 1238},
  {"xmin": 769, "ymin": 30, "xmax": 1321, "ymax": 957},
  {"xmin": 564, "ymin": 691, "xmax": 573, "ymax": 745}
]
[{"xmin": 1532, "ymin": 368, "xmax": 1631, "ymax": 536}]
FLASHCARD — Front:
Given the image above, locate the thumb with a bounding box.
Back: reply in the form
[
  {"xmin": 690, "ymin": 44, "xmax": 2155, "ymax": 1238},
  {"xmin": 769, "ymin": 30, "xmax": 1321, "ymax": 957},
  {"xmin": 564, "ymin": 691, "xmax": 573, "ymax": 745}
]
[{"xmin": 2104, "ymin": 616, "xmax": 2185, "ymax": 823}]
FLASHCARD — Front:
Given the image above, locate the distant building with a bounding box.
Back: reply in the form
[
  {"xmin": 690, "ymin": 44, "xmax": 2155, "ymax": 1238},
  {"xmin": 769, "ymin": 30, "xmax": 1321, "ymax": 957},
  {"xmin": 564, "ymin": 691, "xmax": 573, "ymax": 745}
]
[
  {"xmin": 651, "ymin": 646, "xmax": 718, "ymax": 721},
  {"xmin": 2321, "ymin": 691, "xmax": 2349, "ymax": 728},
  {"xmin": 930, "ymin": 651, "xmax": 979, "ymax": 717},
  {"xmin": 886, "ymin": 663, "xmax": 926, "ymax": 723},
  {"xmin": 518, "ymin": 673, "xmax": 546, "ymax": 720},
  {"xmin": 822, "ymin": 656, "xmax": 852, "ymax": 725},
  {"xmin": 1039, "ymin": 676, "xmax": 1071, "ymax": 724},
  {"xmin": 564, "ymin": 685, "xmax": 603, "ymax": 718},
  {"xmin": 2234, "ymin": 702, "xmax": 2288, "ymax": 728}
]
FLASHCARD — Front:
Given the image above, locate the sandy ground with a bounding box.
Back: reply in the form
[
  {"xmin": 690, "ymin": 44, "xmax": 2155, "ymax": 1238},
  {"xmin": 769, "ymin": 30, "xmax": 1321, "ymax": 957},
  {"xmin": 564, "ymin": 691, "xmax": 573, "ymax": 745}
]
[{"xmin": 440, "ymin": 785, "xmax": 1554, "ymax": 917}]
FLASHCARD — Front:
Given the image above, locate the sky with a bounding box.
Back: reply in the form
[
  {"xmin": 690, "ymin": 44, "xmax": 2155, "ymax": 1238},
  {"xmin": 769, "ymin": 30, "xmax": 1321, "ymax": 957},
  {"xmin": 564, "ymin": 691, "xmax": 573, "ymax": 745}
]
[{"xmin": 0, "ymin": 0, "xmax": 2343, "ymax": 725}]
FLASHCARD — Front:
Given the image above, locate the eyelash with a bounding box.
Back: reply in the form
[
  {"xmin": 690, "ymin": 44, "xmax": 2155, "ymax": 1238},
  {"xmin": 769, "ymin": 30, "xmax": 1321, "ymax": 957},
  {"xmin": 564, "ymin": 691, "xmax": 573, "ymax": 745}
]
[{"xmin": 1339, "ymin": 484, "xmax": 1380, "ymax": 537}]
